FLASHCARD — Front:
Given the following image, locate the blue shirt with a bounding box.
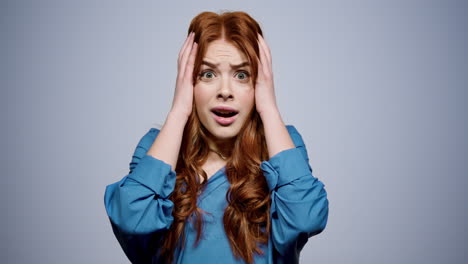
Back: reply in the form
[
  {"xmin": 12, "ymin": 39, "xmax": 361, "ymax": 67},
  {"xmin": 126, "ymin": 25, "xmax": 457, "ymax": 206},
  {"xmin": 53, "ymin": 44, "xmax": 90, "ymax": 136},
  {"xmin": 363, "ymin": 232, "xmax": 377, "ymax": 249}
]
[{"xmin": 104, "ymin": 125, "xmax": 329, "ymax": 263}]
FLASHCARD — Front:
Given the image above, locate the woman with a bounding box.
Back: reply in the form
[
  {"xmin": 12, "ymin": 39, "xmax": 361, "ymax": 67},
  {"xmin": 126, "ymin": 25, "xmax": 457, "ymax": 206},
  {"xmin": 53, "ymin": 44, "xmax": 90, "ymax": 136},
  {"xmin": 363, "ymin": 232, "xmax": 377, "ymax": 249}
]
[{"xmin": 104, "ymin": 11, "xmax": 328, "ymax": 264}]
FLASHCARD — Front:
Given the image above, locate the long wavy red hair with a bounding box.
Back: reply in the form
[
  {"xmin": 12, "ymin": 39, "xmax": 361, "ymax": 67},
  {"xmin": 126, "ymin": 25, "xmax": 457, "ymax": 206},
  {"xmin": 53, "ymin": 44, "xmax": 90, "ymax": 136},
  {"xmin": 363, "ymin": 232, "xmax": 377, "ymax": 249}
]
[{"xmin": 159, "ymin": 11, "xmax": 270, "ymax": 264}]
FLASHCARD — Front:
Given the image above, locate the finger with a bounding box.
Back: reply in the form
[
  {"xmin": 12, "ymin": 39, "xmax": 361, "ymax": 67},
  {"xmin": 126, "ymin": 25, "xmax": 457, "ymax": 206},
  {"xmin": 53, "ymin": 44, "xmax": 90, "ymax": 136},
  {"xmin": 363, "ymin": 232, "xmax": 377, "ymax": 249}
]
[
  {"xmin": 184, "ymin": 42, "xmax": 198, "ymax": 82},
  {"xmin": 178, "ymin": 32, "xmax": 193, "ymax": 66},
  {"xmin": 259, "ymin": 34, "xmax": 272, "ymax": 65},
  {"xmin": 256, "ymin": 56, "xmax": 263, "ymax": 85},
  {"xmin": 178, "ymin": 32, "xmax": 194, "ymax": 63},
  {"xmin": 179, "ymin": 32, "xmax": 195, "ymax": 76},
  {"xmin": 180, "ymin": 32, "xmax": 194, "ymax": 65},
  {"xmin": 257, "ymin": 33, "xmax": 272, "ymax": 66},
  {"xmin": 257, "ymin": 36, "xmax": 269, "ymax": 77}
]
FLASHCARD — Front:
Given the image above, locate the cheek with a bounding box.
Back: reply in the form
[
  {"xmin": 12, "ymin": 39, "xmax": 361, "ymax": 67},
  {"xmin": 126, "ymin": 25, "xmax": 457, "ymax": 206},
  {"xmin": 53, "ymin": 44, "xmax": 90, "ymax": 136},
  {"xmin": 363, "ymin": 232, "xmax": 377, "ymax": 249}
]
[
  {"xmin": 193, "ymin": 86, "xmax": 207, "ymax": 108},
  {"xmin": 239, "ymin": 89, "xmax": 255, "ymax": 112},
  {"xmin": 246, "ymin": 89, "xmax": 255, "ymax": 105}
]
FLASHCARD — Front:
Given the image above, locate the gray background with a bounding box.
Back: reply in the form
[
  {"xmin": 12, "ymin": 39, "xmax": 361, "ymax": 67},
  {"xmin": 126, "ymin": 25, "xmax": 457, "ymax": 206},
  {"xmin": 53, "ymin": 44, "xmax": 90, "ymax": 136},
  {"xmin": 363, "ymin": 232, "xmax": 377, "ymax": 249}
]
[{"xmin": 2, "ymin": 0, "xmax": 467, "ymax": 263}]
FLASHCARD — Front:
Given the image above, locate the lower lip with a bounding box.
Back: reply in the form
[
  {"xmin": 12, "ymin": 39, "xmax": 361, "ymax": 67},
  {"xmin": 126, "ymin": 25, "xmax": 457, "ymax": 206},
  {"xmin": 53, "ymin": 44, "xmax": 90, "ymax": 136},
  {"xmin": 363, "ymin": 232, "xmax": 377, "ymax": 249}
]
[{"xmin": 212, "ymin": 112, "xmax": 238, "ymax": 125}]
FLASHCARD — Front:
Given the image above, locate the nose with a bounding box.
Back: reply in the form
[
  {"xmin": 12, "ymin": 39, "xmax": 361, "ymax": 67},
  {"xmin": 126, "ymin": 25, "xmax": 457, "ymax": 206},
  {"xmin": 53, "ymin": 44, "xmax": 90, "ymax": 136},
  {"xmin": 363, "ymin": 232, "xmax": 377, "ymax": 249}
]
[{"xmin": 217, "ymin": 79, "xmax": 233, "ymax": 100}]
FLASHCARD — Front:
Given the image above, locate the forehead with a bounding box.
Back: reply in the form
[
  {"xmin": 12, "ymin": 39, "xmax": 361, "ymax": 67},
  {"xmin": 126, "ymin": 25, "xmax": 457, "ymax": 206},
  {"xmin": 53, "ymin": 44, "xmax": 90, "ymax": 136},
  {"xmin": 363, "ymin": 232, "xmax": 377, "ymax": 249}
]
[{"xmin": 203, "ymin": 39, "xmax": 247, "ymax": 63}]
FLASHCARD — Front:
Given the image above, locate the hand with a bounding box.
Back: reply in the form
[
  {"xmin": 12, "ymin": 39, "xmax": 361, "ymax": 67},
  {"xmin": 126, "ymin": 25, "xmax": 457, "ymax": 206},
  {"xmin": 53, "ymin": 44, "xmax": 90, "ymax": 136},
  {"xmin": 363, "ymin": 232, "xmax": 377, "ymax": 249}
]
[
  {"xmin": 170, "ymin": 32, "xmax": 198, "ymax": 118},
  {"xmin": 255, "ymin": 33, "xmax": 278, "ymax": 116}
]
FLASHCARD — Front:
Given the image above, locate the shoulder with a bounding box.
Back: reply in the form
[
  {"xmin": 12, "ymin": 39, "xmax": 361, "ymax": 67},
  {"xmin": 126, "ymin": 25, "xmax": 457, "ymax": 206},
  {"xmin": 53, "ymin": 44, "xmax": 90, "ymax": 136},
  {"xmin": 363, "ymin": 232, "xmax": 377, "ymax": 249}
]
[
  {"xmin": 285, "ymin": 124, "xmax": 306, "ymax": 148},
  {"xmin": 135, "ymin": 127, "xmax": 161, "ymax": 151},
  {"xmin": 138, "ymin": 125, "xmax": 304, "ymax": 149}
]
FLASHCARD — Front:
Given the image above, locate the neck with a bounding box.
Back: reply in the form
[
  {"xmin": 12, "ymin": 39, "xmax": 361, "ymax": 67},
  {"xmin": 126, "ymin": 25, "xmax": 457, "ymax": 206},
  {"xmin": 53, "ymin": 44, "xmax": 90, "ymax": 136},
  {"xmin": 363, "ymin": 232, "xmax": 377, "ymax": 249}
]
[{"xmin": 207, "ymin": 137, "xmax": 235, "ymax": 161}]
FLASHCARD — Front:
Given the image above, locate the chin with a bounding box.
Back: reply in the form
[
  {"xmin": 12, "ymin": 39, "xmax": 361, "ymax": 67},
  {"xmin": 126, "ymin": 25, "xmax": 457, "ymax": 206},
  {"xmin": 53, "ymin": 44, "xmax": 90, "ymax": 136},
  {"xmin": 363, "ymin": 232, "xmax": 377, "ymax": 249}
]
[{"xmin": 207, "ymin": 126, "xmax": 240, "ymax": 139}]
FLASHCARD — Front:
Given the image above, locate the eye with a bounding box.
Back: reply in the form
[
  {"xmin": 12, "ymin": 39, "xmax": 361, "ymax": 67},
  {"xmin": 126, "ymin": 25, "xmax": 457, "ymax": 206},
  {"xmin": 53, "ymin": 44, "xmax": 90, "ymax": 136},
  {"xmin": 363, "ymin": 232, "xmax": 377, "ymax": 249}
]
[
  {"xmin": 236, "ymin": 71, "xmax": 250, "ymax": 80},
  {"xmin": 199, "ymin": 70, "xmax": 215, "ymax": 79}
]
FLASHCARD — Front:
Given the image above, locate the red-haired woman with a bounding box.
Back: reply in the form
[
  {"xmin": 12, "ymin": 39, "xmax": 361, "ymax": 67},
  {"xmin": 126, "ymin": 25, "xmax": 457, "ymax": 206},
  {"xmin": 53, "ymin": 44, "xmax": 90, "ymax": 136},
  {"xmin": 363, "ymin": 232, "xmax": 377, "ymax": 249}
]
[{"xmin": 104, "ymin": 11, "xmax": 328, "ymax": 264}]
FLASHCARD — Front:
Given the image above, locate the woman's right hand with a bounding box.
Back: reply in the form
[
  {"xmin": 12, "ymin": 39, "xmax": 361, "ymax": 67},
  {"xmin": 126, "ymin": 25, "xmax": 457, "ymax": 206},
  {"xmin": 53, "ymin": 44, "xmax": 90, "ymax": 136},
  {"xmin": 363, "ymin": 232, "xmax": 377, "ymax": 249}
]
[{"xmin": 170, "ymin": 31, "xmax": 198, "ymax": 118}]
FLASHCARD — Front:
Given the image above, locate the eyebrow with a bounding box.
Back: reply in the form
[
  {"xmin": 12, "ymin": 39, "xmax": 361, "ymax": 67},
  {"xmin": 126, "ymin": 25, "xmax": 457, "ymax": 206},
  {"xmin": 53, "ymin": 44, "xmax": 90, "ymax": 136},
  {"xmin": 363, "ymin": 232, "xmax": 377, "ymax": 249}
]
[{"xmin": 201, "ymin": 60, "xmax": 250, "ymax": 69}]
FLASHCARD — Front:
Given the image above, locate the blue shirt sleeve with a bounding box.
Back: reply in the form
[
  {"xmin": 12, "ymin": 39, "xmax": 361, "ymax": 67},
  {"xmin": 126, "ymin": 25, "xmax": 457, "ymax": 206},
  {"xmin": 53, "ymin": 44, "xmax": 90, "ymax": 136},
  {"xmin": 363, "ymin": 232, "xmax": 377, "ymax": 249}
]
[
  {"xmin": 103, "ymin": 127, "xmax": 175, "ymax": 263},
  {"xmin": 260, "ymin": 125, "xmax": 329, "ymax": 259}
]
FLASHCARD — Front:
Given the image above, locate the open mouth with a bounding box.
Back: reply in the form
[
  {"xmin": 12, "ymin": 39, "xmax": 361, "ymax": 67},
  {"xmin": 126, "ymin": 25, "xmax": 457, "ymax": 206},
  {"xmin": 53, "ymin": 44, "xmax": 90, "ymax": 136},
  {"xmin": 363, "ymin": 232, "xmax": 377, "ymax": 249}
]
[{"xmin": 211, "ymin": 110, "xmax": 238, "ymax": 118}]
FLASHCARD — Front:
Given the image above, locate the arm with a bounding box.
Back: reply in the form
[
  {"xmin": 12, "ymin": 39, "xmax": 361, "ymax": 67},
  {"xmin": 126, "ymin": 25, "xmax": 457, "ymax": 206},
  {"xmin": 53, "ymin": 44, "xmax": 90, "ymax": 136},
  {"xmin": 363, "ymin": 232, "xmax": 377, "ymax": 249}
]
[
  {"xmin": 103, "ymin": 125, "xmax": 180, "ymax": 263},
  {"xmin": 148, "ymin": 30, "xmax": 197, "ymax": 171},
  {"xmin": 254, "ymin": 32, "xmax": 328, "ymax": 258},
  {"xmin": 260, "ymin": 124, "xmax": 329, "ymax": 257},
  {"xmin": 260, "ymin": 107, "xmax": 295, "ymax": 158},
  {"xmin": 147, "ymin": 111, "xmax": 189, "ymax": 171},
  {"xmin": 103, "ymin": 31, "xmax": 197, "ymax": 263}
]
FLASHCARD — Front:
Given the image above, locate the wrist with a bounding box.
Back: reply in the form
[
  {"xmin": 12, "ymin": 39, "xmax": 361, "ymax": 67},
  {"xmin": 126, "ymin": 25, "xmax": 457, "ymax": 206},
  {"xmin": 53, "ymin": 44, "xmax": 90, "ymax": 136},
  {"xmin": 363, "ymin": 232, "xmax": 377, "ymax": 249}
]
[
  {"xmin": 258, "ymin": 104, "xmax": 280, "ymax": 119},
  {"xmin": 259, "ymin": 107, "xmax": 286, "ymax": 130},
  {"xmin": 169, "ymin": 108, "xmax": 190, "ymax": 120},
  {"xmin": 167, "ymin": 110, "xmax": 190, "ymax": 125}
]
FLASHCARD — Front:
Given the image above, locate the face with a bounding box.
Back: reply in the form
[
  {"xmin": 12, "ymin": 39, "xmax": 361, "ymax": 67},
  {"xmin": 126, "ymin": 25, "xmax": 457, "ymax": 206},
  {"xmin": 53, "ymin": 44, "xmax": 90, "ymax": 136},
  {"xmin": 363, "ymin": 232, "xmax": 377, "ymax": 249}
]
[{"xmin": 194, "ymin": 39, "xmax": 255, "ymax": 141}]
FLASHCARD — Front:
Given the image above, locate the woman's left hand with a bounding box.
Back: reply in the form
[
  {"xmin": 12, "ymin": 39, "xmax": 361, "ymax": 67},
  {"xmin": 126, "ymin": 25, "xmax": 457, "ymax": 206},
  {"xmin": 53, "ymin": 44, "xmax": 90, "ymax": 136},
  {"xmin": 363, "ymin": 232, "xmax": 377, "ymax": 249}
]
[{"xmin": 255, "ymin": 33, "xmax": 278, "ymax": 116}]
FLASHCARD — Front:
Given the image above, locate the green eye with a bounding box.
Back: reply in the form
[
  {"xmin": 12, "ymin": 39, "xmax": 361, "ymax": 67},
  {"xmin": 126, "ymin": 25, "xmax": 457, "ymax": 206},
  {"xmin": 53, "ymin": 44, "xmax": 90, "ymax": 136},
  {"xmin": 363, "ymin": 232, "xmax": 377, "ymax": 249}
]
[
  {"xmin": 237, "ymin": 71, "xmax": 250, "ymax": 80},
  {"xmin": 200, "ymin": 70, "xmax": 215, "ymax": 79},
  {"xmin": 199, "ymin": 70, "xmax": 250, "ymax": 81}
]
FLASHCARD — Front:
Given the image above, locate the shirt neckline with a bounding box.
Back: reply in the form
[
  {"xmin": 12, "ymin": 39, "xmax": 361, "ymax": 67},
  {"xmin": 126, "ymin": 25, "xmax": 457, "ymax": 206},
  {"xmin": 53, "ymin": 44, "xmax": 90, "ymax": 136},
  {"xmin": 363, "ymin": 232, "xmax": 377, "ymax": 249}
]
[{"xmin": 198, "ymin": 166, "xmax": 227, "ymax": 201}]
